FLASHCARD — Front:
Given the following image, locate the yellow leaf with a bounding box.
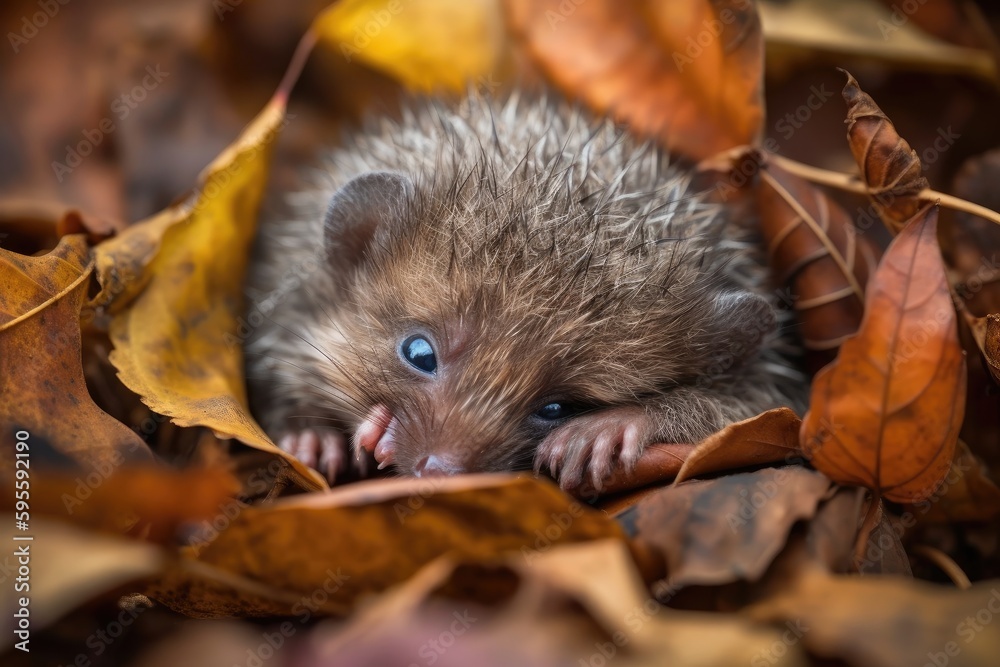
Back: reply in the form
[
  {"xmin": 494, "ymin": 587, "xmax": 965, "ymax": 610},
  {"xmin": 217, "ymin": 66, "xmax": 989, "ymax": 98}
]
[
  {"xmin": 94, "ymin": 96, "xmax": 325, "ymax": 492},
  {"xmin": 315, "ymin": 0, "xmax": 503, "ymax": 92}
]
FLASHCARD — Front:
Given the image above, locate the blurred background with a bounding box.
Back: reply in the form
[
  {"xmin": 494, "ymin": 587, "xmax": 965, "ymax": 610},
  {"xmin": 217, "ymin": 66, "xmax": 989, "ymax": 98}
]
[{"xmin": 2, "ymin": 0, "xmax": 1000, "ymax": 228}]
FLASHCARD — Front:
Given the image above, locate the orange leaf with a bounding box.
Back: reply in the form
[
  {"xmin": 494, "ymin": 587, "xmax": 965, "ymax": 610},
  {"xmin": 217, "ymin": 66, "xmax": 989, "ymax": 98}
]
[
  {"xmin": 505, "ymin": 0, "xmax": 764, "ymax": 160},
  {"xmin": 800, "ymin": 204, "xmax": 966, "ymax": 503},
  {"xmin": 673, "ymin": 407, "xmax": 803, "ymax": 484},
  {"xmin": 842, "ymin": 70, "xmax": 929, "ymax": 234}
]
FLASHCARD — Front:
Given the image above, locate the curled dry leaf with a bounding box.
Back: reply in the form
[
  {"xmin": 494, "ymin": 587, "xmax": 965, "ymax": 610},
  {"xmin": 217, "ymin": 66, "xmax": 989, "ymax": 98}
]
[
  {"xmin": 627, "ymin": 467, "xmax": 832, "ymax": 588},
  {"xmin": 754, "ymin": 153, "xmax": 879, "ymax": 365},
  {"xmin": 315, "ymin": 0, "xmax": 504, "ymax": 92},
  {"xmin": 673, "ymin": 407, "xmax": 802, "ymax": 484},
  {"xmin": 505, "ymin": 0, "xmax": 764, "ymax": 160},
  {"xmin": 144, "ymin": 475, "xmax": 625, "ymax": 618},
  {"xmin": 842, "ymin": 69, "xmax": 930, "ymax": 234},
  {"xmin": 800, "ymin": 204, "xmax": 966, "ymax": 503},
  {"xmin": 0, "ymin": 234, "xmax": 150, "ymax": 470}
]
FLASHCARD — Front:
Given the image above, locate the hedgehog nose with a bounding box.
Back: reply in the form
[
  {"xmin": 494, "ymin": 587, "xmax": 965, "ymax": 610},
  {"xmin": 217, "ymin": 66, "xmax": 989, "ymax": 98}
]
[{"xmin": 414, "ymin": 454, "xmax": 464, "ymax": 477}]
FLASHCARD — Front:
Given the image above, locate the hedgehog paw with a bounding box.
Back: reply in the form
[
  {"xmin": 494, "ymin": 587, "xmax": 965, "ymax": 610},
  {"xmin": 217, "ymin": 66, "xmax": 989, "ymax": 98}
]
[
  {"xmin": 279, "ymin": 427, "xmax": 365, "ymax": 483},
  {"xmin": 535, "ymin": 406, "xmax": 651, "ymax": 493}
]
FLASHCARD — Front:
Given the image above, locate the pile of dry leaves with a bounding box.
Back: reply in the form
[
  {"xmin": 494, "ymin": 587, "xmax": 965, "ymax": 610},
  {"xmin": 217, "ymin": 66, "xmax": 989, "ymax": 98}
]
[{"xmin": 2, "ymin": 0, "xmax": 1000, "ymax": 665}]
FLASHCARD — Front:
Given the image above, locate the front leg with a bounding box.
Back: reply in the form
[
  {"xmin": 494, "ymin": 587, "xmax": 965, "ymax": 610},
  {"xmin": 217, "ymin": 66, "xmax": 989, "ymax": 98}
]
[{"xmin": 535, "ymin": 386, "xmax": 781, "ymax": 492}]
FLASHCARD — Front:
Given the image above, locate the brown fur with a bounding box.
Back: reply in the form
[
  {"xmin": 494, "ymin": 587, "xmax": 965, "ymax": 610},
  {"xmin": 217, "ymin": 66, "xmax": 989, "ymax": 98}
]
[{"xmin": 244, "ymin": 94, "xmax": 806, "ymax": 487}]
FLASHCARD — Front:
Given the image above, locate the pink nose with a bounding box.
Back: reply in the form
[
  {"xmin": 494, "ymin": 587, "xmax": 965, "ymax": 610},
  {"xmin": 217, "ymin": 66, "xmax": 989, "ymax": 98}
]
[{"xmin": 414, "ymin": 454, "xmax": 464, "ymax": 477}]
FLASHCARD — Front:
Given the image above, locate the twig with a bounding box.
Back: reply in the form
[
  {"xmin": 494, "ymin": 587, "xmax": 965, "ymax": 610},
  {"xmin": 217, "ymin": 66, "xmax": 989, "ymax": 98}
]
[
  {"xmin": 768, "ymin": 153, "xmax": 1000, "ymax": 228},
  {"xmin": 912, "ymin": 545, "xmax": 972, "ymax": 589}
]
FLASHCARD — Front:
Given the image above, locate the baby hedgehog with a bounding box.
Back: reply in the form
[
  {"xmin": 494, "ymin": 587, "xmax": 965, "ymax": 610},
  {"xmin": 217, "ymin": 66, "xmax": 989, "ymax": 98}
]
[{"xmin": 244, "ymin": 94, "xmax": 806, "ymax": 491}]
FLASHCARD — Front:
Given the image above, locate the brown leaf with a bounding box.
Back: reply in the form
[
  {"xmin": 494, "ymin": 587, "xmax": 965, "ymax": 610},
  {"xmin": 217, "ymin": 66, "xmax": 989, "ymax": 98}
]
[
  {"xmin": 145, "ymin": 475, "xmax": 625, "ymax": 618},
  {"xmin": 762, "ymin": 488, "xmax": 908, "ymax": 579},
  {"xmin": 505, "ymin": 0, "xmax": 764, "ymax": 160},
  {"xmin": 944, "ymin": 150, "xmax": 1000, "ymax": 469},
  {"xmin": 985, "ymin": 313, "xmax": 1000, "ymax": 384},
  {"xmin": 748, "ymin": 569, "xmax": 1000, "ymax": 667},
  {"xmin": 755, "ymin": 154, "xmax": 879, "ymax": 367},
  {"xmin": 908, "ymin": 439, "xmax": 1000, "ymax": 523},
  {"xmin": 0, "ymin": 234, "xmax": 150, "ymax": 471},
  {"xmin": 947, "ymin": 149, "xmax": 1000, "ymax": 318},
  {"xmin": 627, "ymin": 467, "xmax": 832, "ymax": 587},
  {"xmin": 313, "ymin": 540, "xmax": 804, "ymax": 666},
  {"xmin": 673, "ymin": 407, "xmax": 802, "ymax": 484},
  {"xmin": 801, "ymin": 204, "xmax": 967, "ymax": 503},
  {"xmin": 842, "ymin": 69, "xmax": 930, "ymax": 233}
]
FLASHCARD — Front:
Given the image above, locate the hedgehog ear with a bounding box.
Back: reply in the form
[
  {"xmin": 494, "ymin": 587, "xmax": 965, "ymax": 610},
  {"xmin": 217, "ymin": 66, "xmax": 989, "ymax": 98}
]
[
  {"xmin": 323, "ymin": 171, "xmax": 412, "ymax": 275},
  {"xmin": 707, "ymin": 290, "xmax": 777, "ymax": 364}
]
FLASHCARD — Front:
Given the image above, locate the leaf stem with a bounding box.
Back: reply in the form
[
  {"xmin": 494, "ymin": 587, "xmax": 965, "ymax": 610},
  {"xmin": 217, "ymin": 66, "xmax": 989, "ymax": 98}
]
[{"xmin": 768, "ymin": 153, "xmax": 1000, "ymax": 228}]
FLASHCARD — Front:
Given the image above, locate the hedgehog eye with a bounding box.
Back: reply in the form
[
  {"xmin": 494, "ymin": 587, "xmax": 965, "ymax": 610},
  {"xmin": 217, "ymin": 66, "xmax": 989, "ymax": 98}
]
[
  {"xmin": 535, "ymin": 402, "xmax": 569, "ymax": 420},
  {"xmin": 400, "ymin": 335, "xmax": 437, "ymax": 374}
]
